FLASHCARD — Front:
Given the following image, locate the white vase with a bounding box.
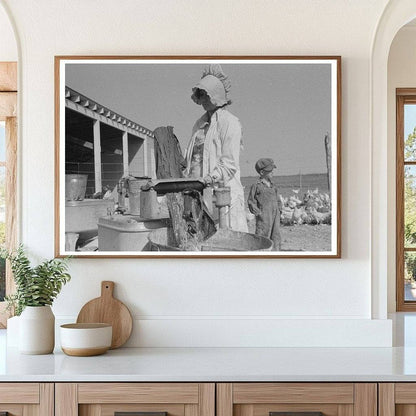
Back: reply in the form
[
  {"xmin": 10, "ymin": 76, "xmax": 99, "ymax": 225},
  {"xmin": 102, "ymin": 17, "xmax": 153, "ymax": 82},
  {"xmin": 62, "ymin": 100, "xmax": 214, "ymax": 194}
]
[
  {"xmin": 6, "ymin": 315, "xmax": 20, "ymax": 347},
  {"xmin": 19, "ymin": 306, "xmax": 55, "ymax": 354}
]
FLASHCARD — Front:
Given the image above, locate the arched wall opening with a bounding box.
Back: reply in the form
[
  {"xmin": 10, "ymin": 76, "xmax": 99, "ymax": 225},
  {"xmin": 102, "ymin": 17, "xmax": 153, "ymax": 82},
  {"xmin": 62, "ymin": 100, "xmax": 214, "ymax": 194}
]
[
  {"xmin": 371, "ymin": 0, "xmax": 416, "ymax": 319},
  {"xmin": 387, "ymin": 19, "xmax": 416, "ymax": 313}
]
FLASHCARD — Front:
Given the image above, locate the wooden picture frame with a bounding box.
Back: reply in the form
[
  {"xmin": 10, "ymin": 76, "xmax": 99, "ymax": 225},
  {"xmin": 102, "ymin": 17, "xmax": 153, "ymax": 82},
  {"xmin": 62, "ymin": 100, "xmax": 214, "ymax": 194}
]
[{"xmin": 55, "ymin": 56, "xmax": 341, "ymax": 258}]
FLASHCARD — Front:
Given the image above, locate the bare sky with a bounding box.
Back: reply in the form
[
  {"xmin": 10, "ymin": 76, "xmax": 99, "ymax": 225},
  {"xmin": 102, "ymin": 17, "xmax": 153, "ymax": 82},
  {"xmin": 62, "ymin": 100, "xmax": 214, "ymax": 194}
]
[
  {"xmin": 66, "ymin": 61, "xmax": 332, "ymax": 177},
  {"xmin": 405, "ymin": 104, "xmax": 416, "ymax": 138}
]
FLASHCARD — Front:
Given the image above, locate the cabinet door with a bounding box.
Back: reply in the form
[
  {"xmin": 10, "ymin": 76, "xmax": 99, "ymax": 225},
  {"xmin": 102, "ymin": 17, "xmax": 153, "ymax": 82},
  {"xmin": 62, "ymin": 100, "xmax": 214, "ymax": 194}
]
[
  {"xmin": 217, "ymin": 383, "xmax": 377, "ymax": 416},
  {"xmin": 379, "ymin": 383, "xmax": 416, "ymax": 416},
  {"xmin": 0, "ymin": 383, "xmax": 53, "ymax": 416},
  {"xmin": 56, "ymin": 383, "xmax": 215, "ymax": 416}
]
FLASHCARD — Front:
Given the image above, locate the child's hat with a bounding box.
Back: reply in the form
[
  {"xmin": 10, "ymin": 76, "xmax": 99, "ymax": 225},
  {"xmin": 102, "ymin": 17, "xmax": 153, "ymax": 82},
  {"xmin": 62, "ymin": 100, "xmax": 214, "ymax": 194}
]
[{"xmin": 255, "ymin": 158, "xmax": 276, "ymax": 173}]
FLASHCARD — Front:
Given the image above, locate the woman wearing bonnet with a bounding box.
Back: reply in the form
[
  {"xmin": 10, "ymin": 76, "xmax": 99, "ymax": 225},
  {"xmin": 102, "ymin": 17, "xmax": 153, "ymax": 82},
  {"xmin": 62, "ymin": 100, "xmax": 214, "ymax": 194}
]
[{"xmin": 184, "ymin": 64, "xmax": 248, "ymax": 233}]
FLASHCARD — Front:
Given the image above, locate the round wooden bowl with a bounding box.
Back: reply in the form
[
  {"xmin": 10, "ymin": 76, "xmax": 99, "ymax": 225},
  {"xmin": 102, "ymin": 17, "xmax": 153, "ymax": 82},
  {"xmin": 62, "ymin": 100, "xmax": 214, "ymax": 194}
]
[{"xmin": 60, "ymin": 323, "xmax": 112, "ymax": 356}]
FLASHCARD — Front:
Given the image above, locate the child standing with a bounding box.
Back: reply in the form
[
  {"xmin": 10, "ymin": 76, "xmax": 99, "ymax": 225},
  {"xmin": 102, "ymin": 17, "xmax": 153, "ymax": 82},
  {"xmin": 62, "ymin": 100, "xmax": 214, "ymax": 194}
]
[{"xmin": 247, "ymin": 158, "xmax": 282, "ymax": 251}]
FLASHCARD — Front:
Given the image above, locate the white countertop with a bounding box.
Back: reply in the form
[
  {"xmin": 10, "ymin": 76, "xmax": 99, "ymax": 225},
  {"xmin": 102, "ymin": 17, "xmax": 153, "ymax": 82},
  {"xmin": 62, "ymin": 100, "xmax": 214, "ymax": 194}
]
[
  {"xmin": 2, "ymin": 328, "xmax": 416, "ymax": 382},
  {"xmin": 3, "ymin": 313, "xmax": 416, "ymax": 382}
]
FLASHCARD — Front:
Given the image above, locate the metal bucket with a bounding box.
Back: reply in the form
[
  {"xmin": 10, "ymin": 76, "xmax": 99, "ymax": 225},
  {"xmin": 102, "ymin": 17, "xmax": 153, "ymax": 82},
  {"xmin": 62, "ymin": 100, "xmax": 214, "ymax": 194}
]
[
  {"xmin": 127, "ymin": 177, "xmax": 150, "ymax": 215},
  {"xmin": 65, "ymin": 174, "xmax": 88, "ymax": 201},
  {"xmin": 148, "ymin": 228, "xmax": 273, "ymax": 252}
]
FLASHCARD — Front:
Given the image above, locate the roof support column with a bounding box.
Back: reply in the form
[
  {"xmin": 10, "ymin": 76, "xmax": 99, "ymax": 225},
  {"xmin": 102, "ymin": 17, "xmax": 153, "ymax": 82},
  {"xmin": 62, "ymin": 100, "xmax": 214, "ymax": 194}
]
[
  {"xmin": 122, "ymin": 131, "xmax": 129, "ymax": 177},
  {"xmin": 93, "ymin": 120, "xmax": 102, "ymax": 193},
  {"xmin": 143, "ymin": 138, "xmax": 148, "ymax": 177}
]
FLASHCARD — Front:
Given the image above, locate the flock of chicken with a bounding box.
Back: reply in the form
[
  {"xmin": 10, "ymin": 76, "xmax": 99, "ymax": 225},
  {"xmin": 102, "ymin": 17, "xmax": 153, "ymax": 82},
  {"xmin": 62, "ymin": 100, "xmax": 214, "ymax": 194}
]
[{"xmin": 280, "ymin": 189, "xmax": 332, "ymax": 225}]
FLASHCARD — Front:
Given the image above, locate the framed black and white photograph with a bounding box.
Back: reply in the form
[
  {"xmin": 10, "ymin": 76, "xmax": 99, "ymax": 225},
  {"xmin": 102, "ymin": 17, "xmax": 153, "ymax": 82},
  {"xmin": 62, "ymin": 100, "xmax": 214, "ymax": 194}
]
[{"xmin": 55, "ymin": 56, "xmax": 341, "ymax": 258}]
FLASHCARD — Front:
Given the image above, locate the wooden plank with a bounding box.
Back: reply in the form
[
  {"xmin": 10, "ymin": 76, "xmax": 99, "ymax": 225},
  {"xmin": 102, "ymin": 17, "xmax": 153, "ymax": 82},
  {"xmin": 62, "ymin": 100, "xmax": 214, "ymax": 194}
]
[
  {"xmin": 233, "ymin": 383, "xmax": 354, "ymax": 404},
  {"xmin": 0, "ymin": 62, "xmax": 17, "ymax": 91},
  {"xmin": 0, "ymin": 92, "xmax": 17, "ymax": 120},
  {"xmin": 78, "ymin": 383, "xmax": 199, "ymax": 404},
  {"xmin": 39, "ymin": 383, "xmax": 54, "ymax": 416},
  {"xmin": 55, "ymin": 383, "xmax": 78, "ymax": 416},
  {"xmin": 0, "ymin": 383, "xmax": 39, "ymax": 403},
  {"xmin": 199, "ymin": 383, "xmax": 215, "ymax": 416},
  {"xmin": 379, "ymin": 384, "xmax": 395, "ymax": 416},
  {"xmin": 217, "ymin": 383, "xmax": 233, "ymax": 416},
  {"xmin": 354, "ymin": 384, "xmax": 377, "ymax": 416},
  {"xmin": 395, "ymin": 383, "xmax": 416, "ymax": 403}
]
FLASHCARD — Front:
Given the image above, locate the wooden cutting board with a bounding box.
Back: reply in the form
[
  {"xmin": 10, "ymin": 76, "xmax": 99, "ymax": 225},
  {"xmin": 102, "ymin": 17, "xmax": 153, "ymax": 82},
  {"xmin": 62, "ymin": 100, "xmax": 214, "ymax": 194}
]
[{"xmin": 76, "ymin": 281, "xmax": 133, "ymax": 349}]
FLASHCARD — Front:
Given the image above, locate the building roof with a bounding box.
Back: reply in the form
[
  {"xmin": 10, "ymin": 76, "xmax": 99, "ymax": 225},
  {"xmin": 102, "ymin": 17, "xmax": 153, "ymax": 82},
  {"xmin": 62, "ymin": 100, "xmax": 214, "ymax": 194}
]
[{"xmin": 65, "ymin": 86, "xmax": 154, "ymax": 138}]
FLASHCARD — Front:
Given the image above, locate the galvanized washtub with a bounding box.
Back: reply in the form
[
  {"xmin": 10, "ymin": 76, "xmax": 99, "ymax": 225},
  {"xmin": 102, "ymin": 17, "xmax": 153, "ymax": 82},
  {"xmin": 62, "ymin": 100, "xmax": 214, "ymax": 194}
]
[{"xmin": 148, "ymin": 228, "xmax": 273, "ymax": 252}]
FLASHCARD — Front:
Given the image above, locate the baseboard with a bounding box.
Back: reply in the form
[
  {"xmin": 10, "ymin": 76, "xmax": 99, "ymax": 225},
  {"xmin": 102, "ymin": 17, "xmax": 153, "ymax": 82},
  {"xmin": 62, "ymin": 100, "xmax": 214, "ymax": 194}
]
[{"xmin": 56, "ymin": 317, "xmax": 392, "ymax": 347}]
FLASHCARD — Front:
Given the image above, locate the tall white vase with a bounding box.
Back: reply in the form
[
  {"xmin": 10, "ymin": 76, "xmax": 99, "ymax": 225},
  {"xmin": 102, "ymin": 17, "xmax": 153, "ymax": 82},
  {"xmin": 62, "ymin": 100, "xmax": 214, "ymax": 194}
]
[{"xmin": 19, "ymin": 306, "xmax": 55, "ymax": 354}]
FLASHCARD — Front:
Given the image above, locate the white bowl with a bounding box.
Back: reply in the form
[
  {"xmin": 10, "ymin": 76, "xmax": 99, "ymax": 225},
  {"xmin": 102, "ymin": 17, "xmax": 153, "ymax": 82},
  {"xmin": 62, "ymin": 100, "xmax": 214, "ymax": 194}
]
[{"xmin": 60, "ymin": 323, "xmax": 112, "ymax": 356}]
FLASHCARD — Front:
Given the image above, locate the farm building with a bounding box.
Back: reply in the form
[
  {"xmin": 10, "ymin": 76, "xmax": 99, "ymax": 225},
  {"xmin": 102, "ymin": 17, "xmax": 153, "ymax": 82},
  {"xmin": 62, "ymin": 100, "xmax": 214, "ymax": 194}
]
[{"xmin": 65, "ymin": 86, "xmax": 156, "ymax": 196}]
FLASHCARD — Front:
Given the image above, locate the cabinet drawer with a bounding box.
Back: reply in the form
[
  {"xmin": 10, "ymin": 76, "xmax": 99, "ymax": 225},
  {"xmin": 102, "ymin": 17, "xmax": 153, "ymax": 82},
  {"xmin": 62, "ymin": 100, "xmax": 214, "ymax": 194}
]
[
  {"xmin": 56, "ymin": 383, "xmax": 215, "ymax": 416},
  {"xmin": 217, "ymin": 383, "xmax": 376, "ymax": 416}
]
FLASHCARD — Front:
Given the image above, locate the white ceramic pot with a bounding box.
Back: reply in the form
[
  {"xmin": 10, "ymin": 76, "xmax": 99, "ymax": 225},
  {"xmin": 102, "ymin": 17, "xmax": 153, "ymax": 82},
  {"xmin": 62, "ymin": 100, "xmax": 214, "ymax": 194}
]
[
  {"xmin": 60, "ymin": 323, "xmax": 112, "ymax": 356},
  {"xmin": 19, "ymin": 306, "xmax": 55, "ymax": 354}
]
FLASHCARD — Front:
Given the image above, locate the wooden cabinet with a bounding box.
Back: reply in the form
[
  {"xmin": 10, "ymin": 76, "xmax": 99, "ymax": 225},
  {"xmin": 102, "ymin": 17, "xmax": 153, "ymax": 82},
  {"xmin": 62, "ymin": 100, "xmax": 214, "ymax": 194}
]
[
  {"xmin": 55, "ymin": 383, "xmax": 215, "ymax": 416},
  {"xmin": 0, "ymin": 381, "xmax": 384, "ymax": 416},
  {"xmin": 379, "ymin": 383, "xmax": 416, "ymax": 416},
  {"xmin": 0, "ymin": 383, "xmax": 53, "ymax": 416},
  {"xmin": 217, "ymin": 383, "xmax": 377, "ymax": 416}
]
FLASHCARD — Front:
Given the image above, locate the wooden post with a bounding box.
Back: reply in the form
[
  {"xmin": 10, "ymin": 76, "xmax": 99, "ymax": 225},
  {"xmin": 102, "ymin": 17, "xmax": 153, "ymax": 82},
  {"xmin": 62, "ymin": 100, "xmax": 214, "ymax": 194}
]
[
  {"xmin": 93, "ymin": 120, "xmax": 102, "ymax": 193},
  {"xmin": 122, "ymin": 131, "xmax": 129, "ymax": 177},
  {"xmin": 325, "ymin": 132, "xmax": 331, "ymax": 194},
  {"xmin": 143, "ymin": 137, "xmax": 148, "ymax": 177}
]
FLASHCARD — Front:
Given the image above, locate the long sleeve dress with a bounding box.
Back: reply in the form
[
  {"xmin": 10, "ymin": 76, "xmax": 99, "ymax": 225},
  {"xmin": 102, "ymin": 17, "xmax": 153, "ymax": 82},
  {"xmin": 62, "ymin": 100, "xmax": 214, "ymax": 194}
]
[{"xmin": 184, "ymin": 107, "xmax": 248, "ymax": 233}]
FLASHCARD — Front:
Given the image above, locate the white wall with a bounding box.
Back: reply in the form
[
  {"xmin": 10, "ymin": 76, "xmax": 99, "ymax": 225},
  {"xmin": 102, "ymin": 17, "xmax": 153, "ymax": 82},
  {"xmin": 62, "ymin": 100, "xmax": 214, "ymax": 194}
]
[
  {"xmin": 0, "ymin": 3, "xmax": 17, "ymax": 61},
  {"xmin": 0, "ymin": 0, "xmax": 393, "ymax": 346},
  {"xmin": 387, "ymin": 25, "xmax": 416, "ymax": 312}
]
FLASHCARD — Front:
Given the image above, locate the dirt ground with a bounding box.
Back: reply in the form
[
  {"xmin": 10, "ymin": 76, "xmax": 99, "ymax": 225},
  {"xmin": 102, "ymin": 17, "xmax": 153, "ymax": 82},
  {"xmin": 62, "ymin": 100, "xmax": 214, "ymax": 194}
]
[
  {"xmin": 280, "ymin": 224, "xmax": 332, "ymax": 252},
  {"xmin": 247, "ymin": 216, "xmax": 332, "ymax": 252}
]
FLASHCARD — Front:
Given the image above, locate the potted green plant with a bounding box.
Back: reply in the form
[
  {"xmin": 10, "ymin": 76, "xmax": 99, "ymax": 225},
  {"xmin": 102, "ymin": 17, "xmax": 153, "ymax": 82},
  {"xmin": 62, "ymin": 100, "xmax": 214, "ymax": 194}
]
[{"xmin": 1, "ymin": 245, "xmax": 71, "ymax": 354}]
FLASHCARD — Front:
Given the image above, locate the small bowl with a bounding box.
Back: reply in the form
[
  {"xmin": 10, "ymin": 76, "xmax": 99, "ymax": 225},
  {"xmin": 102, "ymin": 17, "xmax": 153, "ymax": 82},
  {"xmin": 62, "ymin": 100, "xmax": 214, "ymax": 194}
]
[{"xmin": 60, "ymin": 323, "xmax": 112, "ymax": 356}]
